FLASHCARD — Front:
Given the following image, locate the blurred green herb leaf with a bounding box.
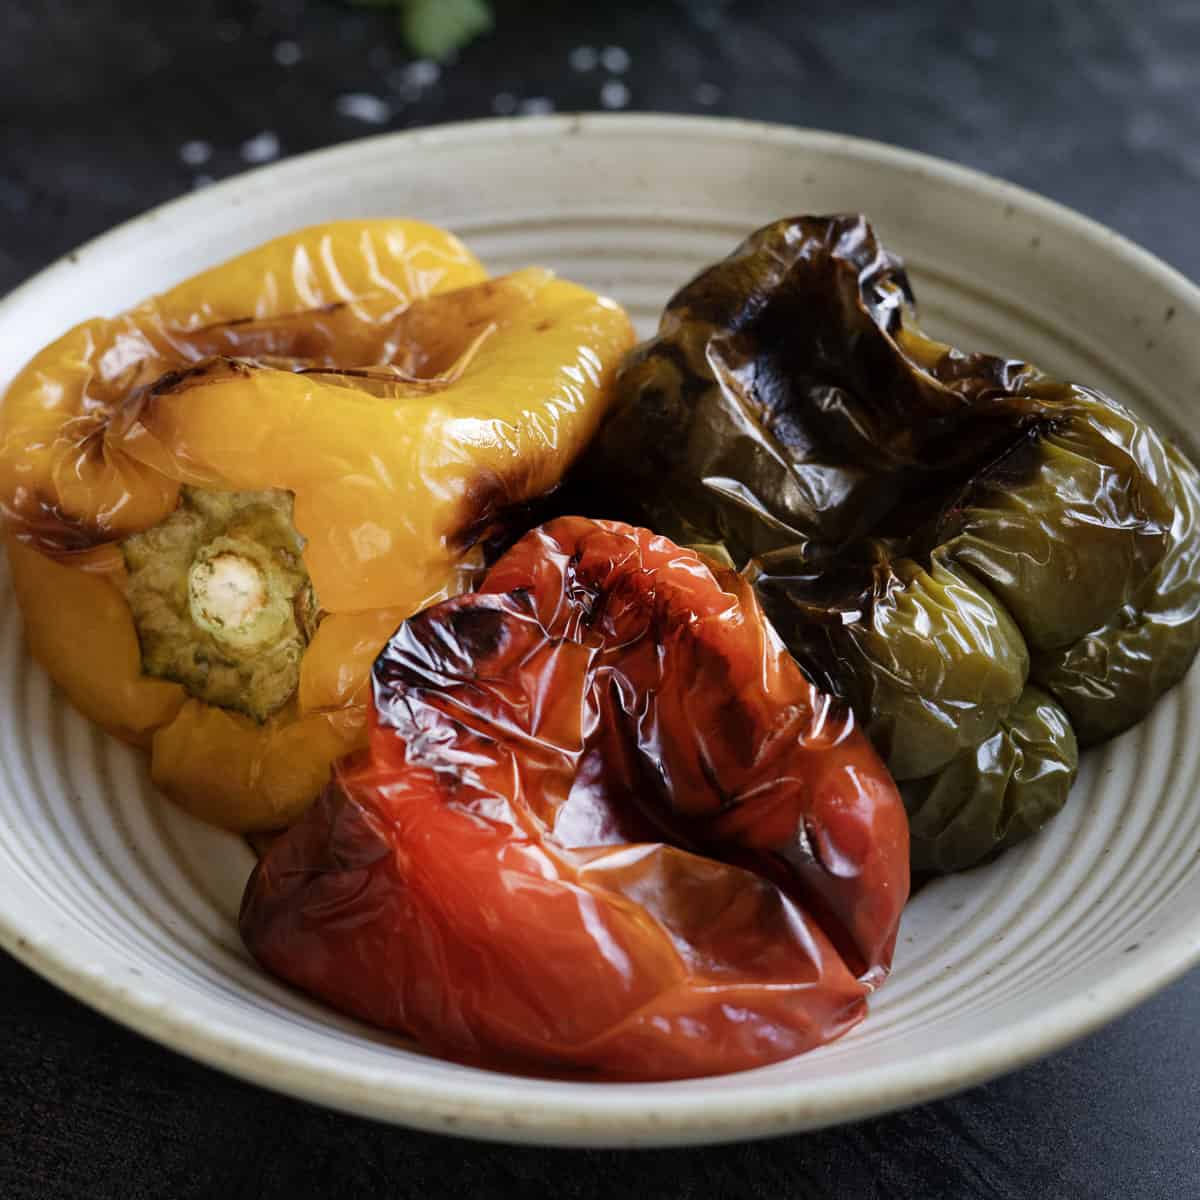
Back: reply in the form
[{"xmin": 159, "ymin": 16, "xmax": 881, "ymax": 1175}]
[{"xmin": 350, "ymin": 0, "xmax": 495, "ymax": 59}]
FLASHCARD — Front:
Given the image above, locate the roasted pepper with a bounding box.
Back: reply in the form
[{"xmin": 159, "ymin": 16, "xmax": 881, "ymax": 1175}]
[
  {"xmin": 240, "ymin": 517, "xmax": 909, "ymax": 1080},
  {"xmin": 904, "ymin": 685, "xmax": 1079, "ymax": 874},
  {"xmin": 0, "ymin": 221, "xmax": 634, "ymax": 830},
  {"xmin": 588, "ymin": 214, "xmax": 1200, "ymax": 871}
]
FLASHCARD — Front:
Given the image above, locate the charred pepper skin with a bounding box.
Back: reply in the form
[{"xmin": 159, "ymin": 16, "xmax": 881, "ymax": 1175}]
[
  {"xmin": 240, "ymin": 517, "xmax": 909, "ymax": 1081},
  {"xmin": 591, "ymin": 214, "xmax": 1200, "ymax": 871},
  {"xmin": 0, "ymin": 222, "xmax": 634, "ymax": 831}
]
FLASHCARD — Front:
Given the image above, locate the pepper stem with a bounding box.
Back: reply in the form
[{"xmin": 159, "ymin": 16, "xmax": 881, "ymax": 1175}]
[{"xmin": 122, "ymin": 488, "xmax": 316, "ymax": 721}]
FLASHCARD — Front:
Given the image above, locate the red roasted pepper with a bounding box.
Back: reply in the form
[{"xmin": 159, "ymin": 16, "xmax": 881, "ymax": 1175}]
[{"xmin": 240, "ymin": 517, "xmax": 909, "ymax": 1080}]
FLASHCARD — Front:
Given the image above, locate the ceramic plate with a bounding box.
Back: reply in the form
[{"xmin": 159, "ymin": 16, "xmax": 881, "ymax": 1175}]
[{"xmin": 2, "ymin": 115, "xmax": 1199, "ymax": 1147}]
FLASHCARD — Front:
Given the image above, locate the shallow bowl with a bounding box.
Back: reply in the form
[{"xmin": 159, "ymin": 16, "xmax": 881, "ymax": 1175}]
[{"xmin": 2, "ymin": 114, "xmax": 1199, "ymax": 1147}]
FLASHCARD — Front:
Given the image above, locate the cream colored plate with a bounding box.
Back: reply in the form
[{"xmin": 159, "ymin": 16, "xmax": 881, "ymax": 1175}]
[{"xmin": 2, "ymin": 115, "xmax": 1198, "ymax": 1147}]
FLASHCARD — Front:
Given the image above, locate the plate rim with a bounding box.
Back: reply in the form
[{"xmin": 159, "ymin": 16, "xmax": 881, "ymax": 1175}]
[{"xmin": 3, "ymin": 112, "xmax": 1200, "ymax": 1148}]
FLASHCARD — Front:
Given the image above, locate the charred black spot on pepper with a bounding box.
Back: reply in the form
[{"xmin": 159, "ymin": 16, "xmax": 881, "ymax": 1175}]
[
  {"xmin": 118, "ymin": 357, "xmax": 259, "ymax": 436},
  {"xmin": 450, "ymin": 468, "xmax": 512, "ymax": 554},
  {"xmin": 7, "ymin": 489, "xmax": 114, "ymax": 555},
  {"xmin": 449, "ymin": 605, "xmax": 508, "ymax": 660},
  {"xmin": 373, "ymin": 597, "xmax": 513, "ymax": 716},
  {"xmin": 199, "ymin": 314, "xmax": 255, "ymax": 329},
  {"xmin": 148, "ymin": 363, "xmax": 209, "ymax": 396},
  {"xmin": 294, "ymin": 365, "xmax": 401, "ymax": 380}
]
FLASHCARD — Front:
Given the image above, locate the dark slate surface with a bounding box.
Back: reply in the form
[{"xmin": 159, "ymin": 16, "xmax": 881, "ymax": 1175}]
[{"xmin": 3, "ymin": 1, "xmax": 1199, "ymax": 1195}]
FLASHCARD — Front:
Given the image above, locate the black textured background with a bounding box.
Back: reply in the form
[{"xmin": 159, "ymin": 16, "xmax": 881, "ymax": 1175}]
[{"xmin": 3, "ymin": 2, "xmax": 1200, "ymax": 1196}]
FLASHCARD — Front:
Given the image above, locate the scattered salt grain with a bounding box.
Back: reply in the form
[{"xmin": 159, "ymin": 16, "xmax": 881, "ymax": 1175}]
[
  {"xmin": 405, "ymin": 59, "xmax": 441, "ymax": 88},
  {"xmin": 492, "ymin": 92, "xmax": 517, "ymax": 115},
  {"xmin": 336, "ymin": 93, "xmax": 392, "ymax": 125},
  {"xmin": 273, "ymin": 39, "xmax": 301, "ymax": 66},
  {"xmin": 569, "ymin": 45, "xmax": 598, "ymax": 72},
  {"xmin": 240, "ymin": 131, "xmax": 281, "ymax": 164},
  {"xmin": 179, "ymin": 140, "xmax": 212, "ymax": 167},
  {"xmin": 191, "ymin": 175, "xmax": 214, "ymax": 190},
  {"xmin": 600, "ymin": 80, "xmax": 630, "ymax": 110},
  {"xmin": 693, "ymin": 82, "xmax": 722, "ymax": 106},
  {"xmin": 601, "ymin": 46, "xmax": 630, "ymax": 74},
  {"xmin": 388, "ymin": 59, "xmax": 441, "ymax": 102},
  {"xmin": 518, "ymin": 97, "xmax": 555, "ymax": 115}
]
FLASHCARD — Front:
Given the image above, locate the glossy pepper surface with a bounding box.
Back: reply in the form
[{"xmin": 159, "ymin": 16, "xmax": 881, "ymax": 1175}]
[
  {"xmin": 589, "ymin": 214, "xmax": 1200, "ymax": 871},
  {"xmin": 240, "ymin": 517, "xmax": 909, "ymax": 1080},
  {"xmin": 0, "ymin": 221, "xmax": 634, "ymax": 830}
]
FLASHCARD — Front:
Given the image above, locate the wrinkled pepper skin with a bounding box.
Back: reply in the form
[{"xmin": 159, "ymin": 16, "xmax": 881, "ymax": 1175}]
[
  {"xmin": 1, "ymin": 222, "xmax": 634, "ymax": 830},
  {"xmin": 903, "ymin": 685, "xmax": 1078, "ymax": 875},
  {"xmin": 748, "ymin": 545, "xmax": 1030, "ymax": 783},
  {"xmin": 591, "ymin": 214, "xmax": 1200, "ymax": 871},
  {"xmin": 240, "ymin": 518, "xmax": 909, "ymax": 1080},
  {"xmin": 1031, "ymin": 442, "xmax": 1200, "ymax": 743}
]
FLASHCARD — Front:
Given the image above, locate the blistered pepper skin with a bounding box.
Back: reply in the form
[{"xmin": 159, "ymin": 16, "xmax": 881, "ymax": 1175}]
[
  {"xmin": 903, "ymin": 686, "xmax": 1078, "ymax": 874},
  {"xmin": 1031, "ymin": 443, "xmax": 1200, "ymax": 744},
  {"xmin": 0, "ymin": 221, "xmax": 489, "ymax": 554},
  {"xmin": 750, "ymin": 546, "xmax": 1030, "ymax": 783},
  {"xmin": 1, "ymin": 222, "xmax": 634, "ymax": 830},
  {"xmin": 240, "ymin": 518, "xmax": 909, "ymax": 1080},
  {"xmin": 589, "ymin": 214, "xmax": 1200, "ymax": 870}
]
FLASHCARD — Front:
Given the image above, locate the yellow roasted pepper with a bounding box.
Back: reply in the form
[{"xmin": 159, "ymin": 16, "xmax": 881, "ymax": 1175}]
[{"xmin": 0, "ymin": 220, "xmax": 634, "ymax": 831}]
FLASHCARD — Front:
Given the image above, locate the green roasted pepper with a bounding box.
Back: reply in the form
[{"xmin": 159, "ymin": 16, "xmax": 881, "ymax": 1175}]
[
  {"xmin": 1032, "ymin": 442, "xmax": 1200, "ymax": 742},
  {"xmin": 903, "ymin": 686, "xmax": 1078, "ymax": 875},
  {"xmin": 748, "ymin": 544, "xmax": 1028, "ymax": 782},
  {"xmin": 590, "ymin": 214, "xmax": 1200, "ymax": 871}
]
